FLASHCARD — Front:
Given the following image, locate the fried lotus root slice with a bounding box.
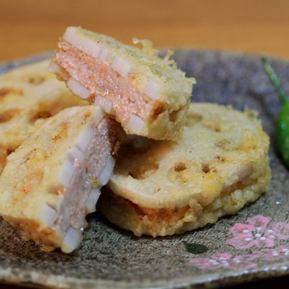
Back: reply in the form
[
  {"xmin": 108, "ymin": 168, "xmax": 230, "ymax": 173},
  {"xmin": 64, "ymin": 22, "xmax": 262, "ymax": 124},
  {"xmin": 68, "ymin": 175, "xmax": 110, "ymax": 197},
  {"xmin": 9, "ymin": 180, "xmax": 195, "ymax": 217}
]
[
  {"xmin": 0, "ymin": 60, "xmax": 85, "ymax": 153},
  {"xmin": 0, "ymin": 106, "xmax": 122, "ymax": 253},
  {"xmin": 99, "ymin": 103, "xmax": 271, "ymax": 237},
  {"xmin": 52, "ymin": 26, "xmax": 195, "ymax": 140}
]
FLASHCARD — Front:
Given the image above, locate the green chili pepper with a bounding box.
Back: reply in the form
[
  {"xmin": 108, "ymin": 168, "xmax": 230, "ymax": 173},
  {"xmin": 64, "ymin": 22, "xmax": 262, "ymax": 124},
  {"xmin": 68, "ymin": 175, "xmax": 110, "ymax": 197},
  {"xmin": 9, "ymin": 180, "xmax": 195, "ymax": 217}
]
[{"xmin": 262, "ymin": 57, "xmax": 289, "ymax": 167}]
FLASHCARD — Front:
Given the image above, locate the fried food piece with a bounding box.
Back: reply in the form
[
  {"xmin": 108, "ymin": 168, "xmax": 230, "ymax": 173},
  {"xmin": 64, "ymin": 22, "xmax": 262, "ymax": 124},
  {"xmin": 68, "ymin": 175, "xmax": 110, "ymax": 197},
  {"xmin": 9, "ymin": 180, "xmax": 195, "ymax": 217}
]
[
  {"xmin": 52, "ymin": 26, "xmax": 195, "ymax": 140},
  {"xmin": 99, "ymin": 103, "xmax": 271, "ymax": 237},
  {"xmin": 0, "ymin": 147, "xmax": 7, "ymax": 175},
  {"xmin": 0, "ymin": 60, "xmax": 85, "ymax": 157},
  {"xmin": 0, "ymin": 106, "xmax": 121, "ymax": 253}
]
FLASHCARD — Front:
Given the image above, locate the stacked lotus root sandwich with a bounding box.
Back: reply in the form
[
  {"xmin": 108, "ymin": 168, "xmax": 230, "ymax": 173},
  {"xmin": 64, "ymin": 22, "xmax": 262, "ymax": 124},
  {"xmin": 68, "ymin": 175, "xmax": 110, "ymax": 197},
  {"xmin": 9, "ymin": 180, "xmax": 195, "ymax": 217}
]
[{"xmin": 0, "ymin": 27, "xmax": 270, "ymax": 253}]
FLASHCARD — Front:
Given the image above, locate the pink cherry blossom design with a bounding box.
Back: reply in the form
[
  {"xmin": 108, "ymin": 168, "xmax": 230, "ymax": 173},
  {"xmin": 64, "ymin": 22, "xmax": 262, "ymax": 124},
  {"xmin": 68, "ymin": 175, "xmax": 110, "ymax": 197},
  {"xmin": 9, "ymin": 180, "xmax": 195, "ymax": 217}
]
[
  {"xmin": 275, "ymin": 246, "xmax": 289, "ymax": 258},
  {"xmin": 258, "ymin": 245, "xmax": 289, "ymax": 261},
  {"xmin": 190, "ymin": 252, "xmax": 257, "ymax": 270},
  {"xmin": 190, "ymin": 253, "xmax": 231, "ymax": 270},
  {"xmin": 226, "ymin": 215, "xmax": 289, "ymax": 249},
  {"xmin": 247, "ymin": 215, "xmax": 271, "ymax": 228},
  {"xmin": 188, "ymin": 215, "xmax": 289, "ymax": 271},
  {"xmin": 270, "ymin": 222, "xmax": 289, "ymax": 240}
]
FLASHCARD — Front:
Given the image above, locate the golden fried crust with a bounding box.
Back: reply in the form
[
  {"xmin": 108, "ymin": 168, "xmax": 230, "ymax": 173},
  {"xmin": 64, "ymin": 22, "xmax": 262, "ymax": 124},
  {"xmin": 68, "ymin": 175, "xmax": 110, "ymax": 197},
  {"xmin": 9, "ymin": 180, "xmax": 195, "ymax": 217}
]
[
  {"xmin": 53, "ymin": 27, "xmax": 195, "ymax": 140},
  {"xmin": 99, "ymin": 160, "xmax": 271, "ymax": 237},
  {"xmin": 108, "ymin": 103, "xmax": 270, "ymax": 209},
  {"xmin": 0, "ymin": 147, "xmax": 7, "ymax": 175},
  {"xmin": 0, "ymin": 106, "xmax": 120, "ymax": 252},
  {"xmin": 0, "ymin": 60, "xmax": 85, "ymax": 157},
  {"xmin": 99, "ymin": 103, "xmax": 271, "ymax": 236}
]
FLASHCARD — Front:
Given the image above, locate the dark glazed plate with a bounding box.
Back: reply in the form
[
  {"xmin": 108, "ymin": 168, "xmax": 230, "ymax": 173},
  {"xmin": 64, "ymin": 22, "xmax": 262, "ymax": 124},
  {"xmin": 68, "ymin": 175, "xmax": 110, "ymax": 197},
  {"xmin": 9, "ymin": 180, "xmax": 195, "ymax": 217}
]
[{"xmin": 0, "ymin": 50, "xmax": 289, "ymax": 289}]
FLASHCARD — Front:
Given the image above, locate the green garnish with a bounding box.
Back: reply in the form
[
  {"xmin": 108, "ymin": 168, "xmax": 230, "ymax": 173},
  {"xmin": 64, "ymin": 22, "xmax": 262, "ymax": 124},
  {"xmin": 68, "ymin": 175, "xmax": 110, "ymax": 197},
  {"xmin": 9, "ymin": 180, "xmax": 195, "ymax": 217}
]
[{"xmin": 262, "ymin": 57, "xmax": 289, "ymax": 167}]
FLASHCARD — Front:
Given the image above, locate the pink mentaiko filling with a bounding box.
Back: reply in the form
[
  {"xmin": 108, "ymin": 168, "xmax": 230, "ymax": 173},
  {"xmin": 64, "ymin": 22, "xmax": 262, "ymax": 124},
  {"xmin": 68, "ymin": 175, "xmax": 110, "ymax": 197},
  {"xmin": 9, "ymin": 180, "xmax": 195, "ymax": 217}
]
[{"xmin": 55, "ymin": 41, "xmax": 157, "ymax": 125}]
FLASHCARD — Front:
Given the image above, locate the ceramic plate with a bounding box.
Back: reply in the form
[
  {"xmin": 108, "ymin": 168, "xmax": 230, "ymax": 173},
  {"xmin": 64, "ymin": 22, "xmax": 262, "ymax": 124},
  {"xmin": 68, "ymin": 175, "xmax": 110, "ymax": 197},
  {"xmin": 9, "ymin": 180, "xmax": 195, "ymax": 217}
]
[{"xmin": 0, "ymin": 50, "xmax": 289, "ymax": 289}]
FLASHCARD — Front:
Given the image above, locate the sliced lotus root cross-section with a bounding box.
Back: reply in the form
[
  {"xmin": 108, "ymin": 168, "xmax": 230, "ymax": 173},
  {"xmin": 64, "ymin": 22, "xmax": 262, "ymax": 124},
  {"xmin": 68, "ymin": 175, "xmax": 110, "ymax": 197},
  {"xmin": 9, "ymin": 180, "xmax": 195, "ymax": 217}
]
[
  {"xmin": 0, "ymin": 106, "xmax": 122, "ymax": 253},
  {"xmin": 0, "ymin": 60, "xmax": 86, "ymax": 173},
  {"xmin": 52, "ymin": 26, "xmax": 195, "ymax": 140},
  {"xmin": 99, "ymin": 103, "xmax": 271, "ymax": 237}
]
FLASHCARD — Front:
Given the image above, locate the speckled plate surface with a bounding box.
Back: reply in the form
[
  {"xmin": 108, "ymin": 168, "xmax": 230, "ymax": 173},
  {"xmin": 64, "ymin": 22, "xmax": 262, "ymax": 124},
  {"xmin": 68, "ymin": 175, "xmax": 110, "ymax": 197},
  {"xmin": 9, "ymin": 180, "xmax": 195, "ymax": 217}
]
[{"xmin": 0, "ymin": 50, "xmax": 289, "ymax": 289}]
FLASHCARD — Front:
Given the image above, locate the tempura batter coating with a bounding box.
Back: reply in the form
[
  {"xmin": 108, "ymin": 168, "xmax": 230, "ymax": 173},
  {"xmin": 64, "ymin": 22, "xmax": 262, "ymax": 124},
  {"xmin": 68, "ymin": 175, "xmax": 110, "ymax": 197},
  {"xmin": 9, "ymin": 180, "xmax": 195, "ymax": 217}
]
[
  {"xmin": 52, "ymin": 27, "xmax": 195, "ymax": 140},
  {"xmin": 0, "ymin": 60, "xmax": 85, "ymax": 173},
  {"xmin": 99, "ymin": 103, "xmax": 271, "ymax": 236},
  {"xmin": 0, "ymin": 106, "xmax": 121, "ymax": 252}
]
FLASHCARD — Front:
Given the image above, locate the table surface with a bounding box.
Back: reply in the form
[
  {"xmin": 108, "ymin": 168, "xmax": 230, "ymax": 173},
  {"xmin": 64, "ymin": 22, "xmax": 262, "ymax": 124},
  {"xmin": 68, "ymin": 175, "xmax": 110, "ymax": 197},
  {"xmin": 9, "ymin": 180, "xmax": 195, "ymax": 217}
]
[{"xmin": 1, "ymin": 0, "xmax": 289, "ymax": 288}]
